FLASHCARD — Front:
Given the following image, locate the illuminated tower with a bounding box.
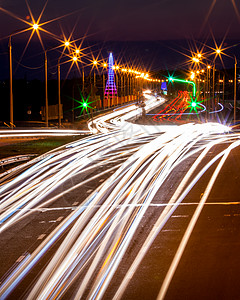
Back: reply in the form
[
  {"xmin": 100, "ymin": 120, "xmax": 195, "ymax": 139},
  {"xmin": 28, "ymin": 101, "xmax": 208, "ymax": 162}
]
[{"xmin": 104, "ymin": 52, "xmax": 117, "ymax": 107}]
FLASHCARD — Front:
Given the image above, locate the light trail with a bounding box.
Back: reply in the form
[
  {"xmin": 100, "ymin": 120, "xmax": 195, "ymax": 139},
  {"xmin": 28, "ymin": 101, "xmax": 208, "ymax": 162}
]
[
  {"xmin": 0, "ymin": 90, "xmax": 238, "ymax": 300},
  {"xmin": 209, "ymin": 102, "xmax": 224, "ymax": 114},
  {"xmin": 157, "ymin": 139, "xmax": 240, "ymax": 300},
  {"xmin": 0, "ymin": 129, "xmax": 90, "ymax": 138}
]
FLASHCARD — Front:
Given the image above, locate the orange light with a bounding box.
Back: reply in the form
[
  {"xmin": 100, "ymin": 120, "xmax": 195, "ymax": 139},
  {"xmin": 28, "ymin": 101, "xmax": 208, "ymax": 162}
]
[
  {"xmin": 32, "ymin": 24, "xmax": 39, "ymax": 30},
  {"xmin": 65, "ymin": 41, "xmax": 70, "ymax": 47},
  {"xmin": 93, "ymin": 60, "xmax": 98, "ymax": 65},
  {"xmin": 192, "ymin": 57, "xmax": 200, "ymax": 63},
  {"xmin": 73, "ymin": 56, "xmax": 77, "ymax": 62},
  {"xmin": 75, "ymin": 49, "xmax": 80, "ymax": 54},
  {"xmin": 103, "ymin": 63, "xmax": 107, "ymax": 67}
]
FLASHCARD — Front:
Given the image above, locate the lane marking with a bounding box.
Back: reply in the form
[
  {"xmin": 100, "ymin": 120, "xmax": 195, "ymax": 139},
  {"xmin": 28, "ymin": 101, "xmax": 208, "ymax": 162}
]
[
  {"xmin": 16, "ymin": 255, "xmax": 26, "ymax": 263},
  {"xmin": 162, "ymin": 229, "xmax": 181, "ymax": 232},
  {"xmin": 37, "ymin": 234, "xmax": 46, "ymax": 240}
]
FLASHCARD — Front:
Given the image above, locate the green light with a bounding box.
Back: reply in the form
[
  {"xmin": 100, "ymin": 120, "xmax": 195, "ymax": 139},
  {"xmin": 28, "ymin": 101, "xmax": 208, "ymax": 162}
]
[
  {"xmin": 189, "ymin": 100, "xmax": 200, "ymax": 113},
  {"xmin": 168, "ymin": 76, "xmax": 196, "ymax": 97},
  {"xmin": 72, "ymin": 91, "xmax": 93, "ymax": 116},
  {"xmin": 191, "ymin": 102, "xmax": 197, "ymax": 107},
  {"xmin": 186, "ymin": 94, "xmax": 204, "ymax": 114}
]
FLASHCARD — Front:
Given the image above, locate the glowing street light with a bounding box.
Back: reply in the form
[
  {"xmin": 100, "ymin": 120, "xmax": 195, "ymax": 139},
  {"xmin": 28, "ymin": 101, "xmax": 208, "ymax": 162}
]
[
  {"xmin": 192, "ymin": 57, "xmax": 200, "ymax": 63},
  {"xmin": 32, "ymin": 23, "xmax": 39, "ymax": 30},
  {"xmin": 64, "ymin": 41, "xmax": 70, "ymax": 47},
  {"xmin": 190, "ymin": 72, "xmax": 195, "ymax": 80}
]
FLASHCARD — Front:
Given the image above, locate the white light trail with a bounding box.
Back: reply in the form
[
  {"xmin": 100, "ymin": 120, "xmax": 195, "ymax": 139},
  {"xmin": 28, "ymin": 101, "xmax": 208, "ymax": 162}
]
[
  {"xmin": 0, "ymin": 129, "xmax": 90, "ymax": 138},
  {"xmin": 0, "ymin": 90, "xmax": 238, "ymax": 300}
]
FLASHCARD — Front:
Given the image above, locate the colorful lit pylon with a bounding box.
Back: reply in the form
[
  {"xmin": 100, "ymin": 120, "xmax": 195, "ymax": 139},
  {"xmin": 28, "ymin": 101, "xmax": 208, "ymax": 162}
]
[{"xmin": 104, "ymin": 52, "xmax": 117, "ymax": 107}]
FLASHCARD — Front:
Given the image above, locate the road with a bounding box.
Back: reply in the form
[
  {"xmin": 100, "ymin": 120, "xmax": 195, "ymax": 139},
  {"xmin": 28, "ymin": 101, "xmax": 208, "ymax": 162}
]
[{"xmin": 1, "ymin": 91, "xmax": 240, "ymax": 299}]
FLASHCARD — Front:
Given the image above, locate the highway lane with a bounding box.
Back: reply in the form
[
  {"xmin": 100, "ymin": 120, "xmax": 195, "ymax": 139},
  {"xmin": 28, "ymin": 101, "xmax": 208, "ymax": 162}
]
[{"xmin": 1, "ymin": 91, "xmax": 240, "ymax": 299}]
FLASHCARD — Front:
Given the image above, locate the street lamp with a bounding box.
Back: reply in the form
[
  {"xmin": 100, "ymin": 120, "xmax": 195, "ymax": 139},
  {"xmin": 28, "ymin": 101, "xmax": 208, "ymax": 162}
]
[
  {"xmin": 8, "ymin": 35, "xmax": 13, "ymax": 127},
  {"xmin": 211, "ymin": 48, "xmax": 223, "ymax": 115},
  {"xmin": 57, "ymin": 57, "xmax": 62, "ymax": 127},
  {"xmin": 44, "ymin": 50, "xmax": 48, "ymax": 127},
  {"xmin": 102, "ymin": 62, "xmax": 107, "ymax": 108},
  {"xmin": 234, "ymin": 56, "xmax": 237, "ymax": 124},
  {"xmin": 56, "ymin": 41, "xmax": 72, "ymax": 127},
  {"xmin": 8, "ymin": 23, "xmax": 40, "ymax": 127},
  {"xmin": 93, "ymin": 60, "xmax": 98, "ymax": 92}
]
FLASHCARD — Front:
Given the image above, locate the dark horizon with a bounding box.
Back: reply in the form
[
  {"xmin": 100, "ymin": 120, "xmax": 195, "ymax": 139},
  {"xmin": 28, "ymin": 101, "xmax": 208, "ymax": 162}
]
[{"xmin": 0, "ymin": 38, "xmax": 239, "ymax": 81}]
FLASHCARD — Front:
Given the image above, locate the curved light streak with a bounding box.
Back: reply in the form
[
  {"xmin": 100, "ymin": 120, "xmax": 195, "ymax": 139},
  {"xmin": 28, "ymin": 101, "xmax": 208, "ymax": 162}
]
[{"xmin": 0, "ymin": 90, "xmax": 236, "ymax": 300}]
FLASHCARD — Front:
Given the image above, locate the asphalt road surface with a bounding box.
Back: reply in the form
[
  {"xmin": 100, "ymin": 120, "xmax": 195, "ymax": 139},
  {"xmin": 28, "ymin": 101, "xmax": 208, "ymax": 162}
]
[{"xmin": 1, "ymin": 94, "xmax": 240, "ymax": 300}]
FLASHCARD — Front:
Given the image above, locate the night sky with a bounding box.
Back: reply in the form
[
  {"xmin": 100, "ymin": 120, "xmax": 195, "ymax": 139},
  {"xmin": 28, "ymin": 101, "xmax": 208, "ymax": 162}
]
[
  {"xmin": 0, "ymin": 0, "xmax": 240, "ymax": 41},
  {"xmin": 0, "ymin": 0, "xmax": 239, "ymax": 80}
]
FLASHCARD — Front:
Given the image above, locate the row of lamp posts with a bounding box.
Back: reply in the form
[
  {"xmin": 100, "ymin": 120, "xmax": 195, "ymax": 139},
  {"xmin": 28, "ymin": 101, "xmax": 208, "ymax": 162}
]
[
  {"xmin": 8, "ymin": 26, "xmax": 151, "ymax": 128},
  {"xmin": 191, "ymin": 50, "xmax": 238, "ymax": 123}
]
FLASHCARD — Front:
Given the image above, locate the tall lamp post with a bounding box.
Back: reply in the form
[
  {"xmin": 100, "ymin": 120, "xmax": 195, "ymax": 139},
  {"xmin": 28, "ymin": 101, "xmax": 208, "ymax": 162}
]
[
  {"xmin": 57, "ymin": 57, "xmax": 62, "ymax": 127},
  {"xmin": 8, "ymin": 36, "xmax": 13, "ymax": 127},
  {"xmin": 93, "ymin": 60, "xmax": 98, "ymax": 105},
  {"xmin": 102, "ymin": 62, "xmax": 107, "ymax": 108},
  {"xmin": 56, "ymin": 41, "xmax": 71, "ymax": 127},
  {"xmin": 44, "ymin": 50, "xmax": 48, "ymax": 127},
  {"xmin": 234, "ymin": 56, "xmax": 237, "ymax": 124},
  {"xmin": 8, "ymin": 24, "xmax": 39, "ymax": 128}
]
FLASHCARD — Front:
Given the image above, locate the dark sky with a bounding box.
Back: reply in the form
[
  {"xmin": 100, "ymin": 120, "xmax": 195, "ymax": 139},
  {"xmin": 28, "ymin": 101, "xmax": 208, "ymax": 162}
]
[
  {"xmin": 0, "ymin": 0, "xmax": 239, "ymax": 80},
  {"xmin": 0, "ymin": 0, "xmax": 240, "ymax": 41}
]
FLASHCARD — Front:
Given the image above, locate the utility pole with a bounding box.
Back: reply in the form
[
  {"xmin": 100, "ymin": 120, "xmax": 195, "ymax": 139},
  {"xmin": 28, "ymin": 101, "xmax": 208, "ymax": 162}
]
[
  {"xmin": 58, "ymin": 61, "xmax": 61, "ymax": 127},
  {"xmin": 9, "ymin": 36, "xmax": 13, "ymax": 127},
  {"xmin": 234, "ymin": 56, "xmax": 237, "ymax": 124},
  {"xmin": 44, "ymin": 51, "xmax": 48, "ymax": 127}
]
